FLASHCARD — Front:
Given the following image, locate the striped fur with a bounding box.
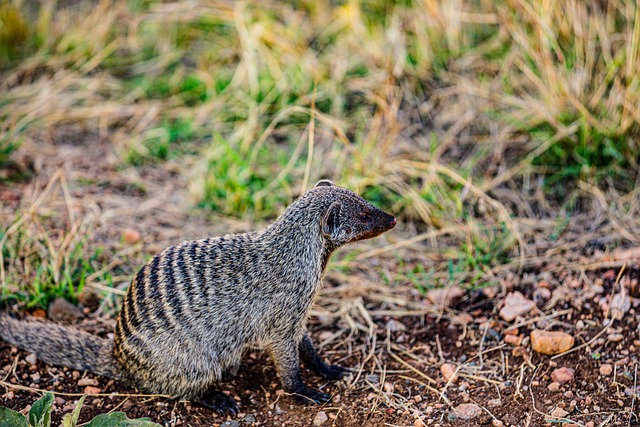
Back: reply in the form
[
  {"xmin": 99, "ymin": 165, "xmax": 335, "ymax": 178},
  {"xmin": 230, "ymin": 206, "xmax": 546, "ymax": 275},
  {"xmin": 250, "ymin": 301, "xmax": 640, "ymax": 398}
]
[{"xmin": 0, "ymin": 181, "xmax": 396, "ymax": 407}]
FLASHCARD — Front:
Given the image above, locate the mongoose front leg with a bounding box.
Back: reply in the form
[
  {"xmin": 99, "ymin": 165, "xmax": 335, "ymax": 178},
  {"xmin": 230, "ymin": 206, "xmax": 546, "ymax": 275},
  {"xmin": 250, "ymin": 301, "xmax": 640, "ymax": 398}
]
[
  {"xmin": 270, "ymin": 340, "xmax": 330, "ymax": 404},
  {"xmin": 300, "ymin": 334, "xmax": 351, "ymax": 380},
  {"xmin": 195, "ymin": 389, "xmax": 239, "ymax": 415}
]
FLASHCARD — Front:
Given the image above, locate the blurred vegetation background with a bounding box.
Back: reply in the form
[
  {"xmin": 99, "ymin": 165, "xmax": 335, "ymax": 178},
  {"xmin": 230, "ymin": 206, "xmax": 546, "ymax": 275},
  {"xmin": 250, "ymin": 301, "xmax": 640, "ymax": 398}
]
[{"xmin": 1, "ymin": 0, "xmax": 639, "ymax": 307}]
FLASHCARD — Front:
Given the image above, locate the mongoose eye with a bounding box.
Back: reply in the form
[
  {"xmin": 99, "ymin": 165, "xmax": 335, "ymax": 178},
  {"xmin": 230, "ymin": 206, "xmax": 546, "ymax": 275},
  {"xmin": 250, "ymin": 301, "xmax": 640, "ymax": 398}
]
[{"xmin": 359, "ymin": 213, "xmax": 371, "ymax": 222}]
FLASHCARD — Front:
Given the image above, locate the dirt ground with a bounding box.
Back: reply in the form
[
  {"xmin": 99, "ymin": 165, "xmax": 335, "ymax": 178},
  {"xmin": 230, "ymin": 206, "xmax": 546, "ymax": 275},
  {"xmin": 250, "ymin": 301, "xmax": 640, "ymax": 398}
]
[{"xmin": 1, "ymin": 127, "xmax": 639, "ymax": 427}]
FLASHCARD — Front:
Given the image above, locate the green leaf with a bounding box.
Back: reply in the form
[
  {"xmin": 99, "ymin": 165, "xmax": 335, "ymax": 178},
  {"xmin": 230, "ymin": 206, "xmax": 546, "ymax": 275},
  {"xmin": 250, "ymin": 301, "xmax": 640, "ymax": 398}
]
[
  {"xmin": 0, "ymin": 407, "xmax": 29, "ymax": 427},
  {"xmin": 85, "ymin": 412, "xmax": 162, "ymax": 427},
  {"xmin": 61, "ymin": 395, "xmax": 86, "ymax": 427},
  {"xmin": 28, "ymin": 392, "xmax": 53, "ymax": 427}
]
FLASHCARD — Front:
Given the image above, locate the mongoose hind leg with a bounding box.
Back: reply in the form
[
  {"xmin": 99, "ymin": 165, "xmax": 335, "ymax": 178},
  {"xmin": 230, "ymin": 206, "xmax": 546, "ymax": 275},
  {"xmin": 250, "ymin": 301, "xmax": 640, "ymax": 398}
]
[
  {"xmin": 300, "ymin": 334, "xmax": 351, "ymax": 381},
  {"xmin": 195, "ymin": 389, "xmax": 239, "ymax": 415},
  {"xmin": 270, "ymin": 338, "xmax": 330, "ymax": 405}
]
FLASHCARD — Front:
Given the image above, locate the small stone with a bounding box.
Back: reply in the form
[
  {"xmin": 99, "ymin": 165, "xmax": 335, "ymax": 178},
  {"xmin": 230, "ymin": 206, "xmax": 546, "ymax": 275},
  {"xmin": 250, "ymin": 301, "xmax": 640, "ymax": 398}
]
[
  {"xmin": 504, "ymin": 334, "xmax": 523, "ymax": 346},
  {"xmin": 607, "ymin": 333, "xmax": 624, "ymax": 343},
  {"xmin": 366, "ymin": 374, "xmax": 380, "ymax": 384},
  {"xmin": 25, "ymin": 354, "xmax": 37, "ymax": 366},
  {"xmin": 499, "ymin": 291, "xmax": 536, "ymax": 322},
  {"xmin": 385, "ymin": 319, "xmax": 406, "ymax": 332},
  {"xmin": 312, "ymin": 411, "xmax": 328, "ymax": 426},
  {"xmin": 426, "ymin": 286, "xmax": 465, "ymax": 307},
  {"xmin": 550, "ymin": 407, "xmax": 569, "ymax": 418},
  {"xmin": 491, "ymin": 420, "xmax": 504, "ymax": 427},
  {"xmin": 122, "ymin": 229, "xmax": 142, "ymax": 244},
  {"xmin": 487, "ymin": 398, "xmax": 501, "ymax": 408},
  {"xmin": 414, "ymin": 419, "xmax": 426, "ymax": 427},
  {"xmin": 585, "ymin": 422, "xmax": 595, "ymax": 427},
  {"xmin": 77, "ymin": 377, "xmax": 98, "ymax": 387},
  {"xmin": 563, "ymin": 391, "xmax": 573, "ymax": 398},
  {"xmin": 530, "ymin": 330, "xmax": 574, "ymax": 355},
  {"xmin": 440, "ymin": 363, "xmax": 458, "ymax": 383},
  {"xmin": 551, "ymin": 367, "xmax": 574, "ymax": 384},
  {"xmin": 84, "ymin": 386, "xmax": 101, "ymax": 395},
  {"xmin": 599, "ymin": 364, "xmax": 613, "ymax": 376},
  {"xmin": 48, "ymin": 297, "xmax": 83, "ymax": 324},
  {"xmin": 449, "ymin": 403, "xmax": 482, "ymax": 420},
  {"xmin": 220, "ymin": 422, "xmax": 239, "ymax": 427},
  {"xmin": 547, "ymin": 382, "xmax": 561, "ymax": 392}
]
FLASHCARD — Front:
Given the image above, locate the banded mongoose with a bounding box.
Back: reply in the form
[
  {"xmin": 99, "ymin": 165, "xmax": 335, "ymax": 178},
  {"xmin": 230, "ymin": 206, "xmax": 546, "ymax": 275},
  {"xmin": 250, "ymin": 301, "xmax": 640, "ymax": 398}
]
[{"xmin": 0, "ymin": 180, "xmax": 396, "ymax": 414}]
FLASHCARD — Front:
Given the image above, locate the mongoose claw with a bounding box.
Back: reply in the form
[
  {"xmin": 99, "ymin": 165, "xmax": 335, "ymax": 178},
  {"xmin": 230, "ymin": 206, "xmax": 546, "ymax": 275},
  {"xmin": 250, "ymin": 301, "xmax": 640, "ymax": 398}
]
[
  {"xmin": 195, "ymin": 390, "xmax": 239, "ymax": 415},
  {"xmin": 318, "ymin": 364, "xmax": 352, "ymax": 380},
  {"xmin": 291, "ymin": 386, "xmax": 331, "ymax": 405}
]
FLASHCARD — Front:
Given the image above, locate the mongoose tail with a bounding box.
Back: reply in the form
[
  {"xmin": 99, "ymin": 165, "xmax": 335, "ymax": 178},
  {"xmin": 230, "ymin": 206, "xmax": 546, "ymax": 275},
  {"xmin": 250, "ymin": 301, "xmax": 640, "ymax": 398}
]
[{"xmin": 0, "ymin": 311, "xmax": 119, "ymax": 379}]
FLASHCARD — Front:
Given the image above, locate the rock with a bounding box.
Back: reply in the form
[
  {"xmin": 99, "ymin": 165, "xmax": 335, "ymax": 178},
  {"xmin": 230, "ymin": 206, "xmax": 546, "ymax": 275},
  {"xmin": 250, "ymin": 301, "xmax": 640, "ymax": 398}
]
[
  {"xmin": 244, "ymin": 414, "xmax": 256, "ymax": 423},
  {"xmin": 385, "ymin": 319, "xmax": 406, "ymax": 332},
  {"xmin": 220, "ymin": 422, "xmax": 239, "ymax": 427},
  {"xmin": 77, "ymin": 377, "xmax": 98, "ymax": 386},
  {"xmin": 533, "ymin": 287, "xmax": 551, "ymax": 306},
  {"xmin": 551, "ymin": 367, "xmax": 574, "ymax": 384},
  {"xmin": 607, "ymin": 333, "xmax": 624, "ymax": 342},
  {"xmin": 487, "ymin": 398, "xmax": 501, "ymax": 407},
  {"xmin": 504, "ymin": 334, "xmax": 522, "ymax": 346},
  {"xmin": 530, "ymin": 330, "xmax": 574, "ymax": 355},
  {"xmin": 549, "ymin": 407, "xmax": 569, "ymax": 418},
  {"xmin": 48, "ymin": 297, "xmax": 83, "ymax": 324},
  {"xmin": 122, "ymin": 229, "xmax": 142, "ymax": 244},
  {"xmin": 312, "ymin": 411, "xmax": 328, "ymax": 426},
  {"xmin": 366, "ymin": 374, "xmax": 380, "ymax": 384},
  {"xmin": 449, "ymin": 403, "xmax": 482, "ymax": 420},
  {"xmin": 492, "ymin": 420, "xmax": 504, "ymax": 427},
  {"xmin": 440, "ymin": 363, "xmax": 458, "ymax": 383},
  {"xmin": 499, "ymin": 292, "xmax": 535, "ymax": 322},
  {"xmin": 599, "ymin": 364, "xmax": 613, "ymax": 376},
  {"xmin": 547, "ymin": 382, "xmax": 561, "ymax": 391},
  {"xmin": 84, "ymin": 386, "xmax": 101, "ymax": 395},
  {"xmin": 25, "ymin": 354, "xmax": 37, "ymax": 366},
  {"xmin": 426, "ymin": 286, "xmax": 465, "ymax": 307}
]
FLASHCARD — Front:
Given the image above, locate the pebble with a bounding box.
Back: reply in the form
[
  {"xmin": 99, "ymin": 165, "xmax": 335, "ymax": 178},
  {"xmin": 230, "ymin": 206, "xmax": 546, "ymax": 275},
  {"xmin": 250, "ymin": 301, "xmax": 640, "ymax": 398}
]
[
  {"xmin": 530, "ymin": 330, "xmax": 574, "ymax": 355},
  {"xmin": 499, "ymin": 291, "xmax": 536, "ymax": 322},
  {"xmin": 491, "ymin": 420, "xmax": 504, "ymax": 427},
  {"xmin": 550, "ymin": 407, "xmax": 569, "ymax": 418},
  {"xmin": 77, "ymin": 377, "xmax": 98, "ymax": 386},
  {"xmin": 312, "ymin": 411, "xmax": 328, "ymax": 426},
  {"xmin": 449, "ymin": 403, "xmax": 482, "ymax": 420},
  {"xmin": 504, "ymin": 334, "xmax": 522, "ymax": 346},
  {"xmin": 440, "ymin": 363, "xmax": 458, "ymax": 383},
  {"xmin": 547, "ymin": 382, "xmax": 561, "ymax": 392},
  {"xmin": 385, "ymin": 319, "xmax": 407, "ymax": 332},
  {"xmin": 551, "ymin": 367, "xmax": 574, "ymax": 384},
  {"xmin": 366, "ymin": 374, "xmax": 380, "ymax": 384},
  {"xmin": 220, "ymin": 422, "xmax": 239, "ymax": 427},
  {"xmin": 607, "ymin": 333, "xmax": 624, "ymax": 343},
  {"xmin": 599, "ymin": 364, "xmax": 613, "ymax": 376},
  {"xmin": 244, "ymin": 414, "xmax": 256, "ymax": 424},
  {"xmin": 426, "ymin": 286, "xmax": 465, "ymax": 307},
  {"xmin": 122, "ymin": 229, "xmax": 142, "ymax": 244},
  {"xmin": 487, "ymin": 398, "xmax": 501, "ymax": 407},
  {"xmin": 84, "ymin": 386, "xmax": 101, "ymax": 395},
  {"xmin": 25, "ymin": 354, "xmax": 37, "ymax": 366}
]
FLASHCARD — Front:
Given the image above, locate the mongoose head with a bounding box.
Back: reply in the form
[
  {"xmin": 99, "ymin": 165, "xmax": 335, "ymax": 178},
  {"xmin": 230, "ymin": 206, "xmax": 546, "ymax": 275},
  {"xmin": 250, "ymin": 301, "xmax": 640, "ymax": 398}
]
[{"xmin": 312, "ymin": 180, "xmax": 396, "ymax": 247}]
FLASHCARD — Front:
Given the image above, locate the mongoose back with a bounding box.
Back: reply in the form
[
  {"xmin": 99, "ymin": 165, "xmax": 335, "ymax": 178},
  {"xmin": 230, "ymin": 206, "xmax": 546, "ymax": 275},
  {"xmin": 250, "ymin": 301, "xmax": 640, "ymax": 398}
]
[{"xmin": 0, "ymin": 180, "xmax": 396, "ymax": 414}]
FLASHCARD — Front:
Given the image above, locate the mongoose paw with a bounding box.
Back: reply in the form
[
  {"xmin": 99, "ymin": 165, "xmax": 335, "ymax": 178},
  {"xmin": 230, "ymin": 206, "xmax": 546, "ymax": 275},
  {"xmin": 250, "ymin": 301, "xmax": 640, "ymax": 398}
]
[
  {"xmin": 317, "ymin": 364, "xmax": 352, "ymax": 380},
  {"xmin": 291, "ymin": 386, "xmax": 331, "ymax": 405},
  {"xmin": 196, "ymin": 390, "xmax": 239, "ymax": 415}
]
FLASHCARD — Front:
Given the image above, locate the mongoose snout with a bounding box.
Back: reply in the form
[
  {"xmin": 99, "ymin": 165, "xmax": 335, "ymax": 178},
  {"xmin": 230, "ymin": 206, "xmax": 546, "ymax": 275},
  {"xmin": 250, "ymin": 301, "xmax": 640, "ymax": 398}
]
[{"xmin": 0, "ymin": 180, "xmax": 396, "ymax": 416}]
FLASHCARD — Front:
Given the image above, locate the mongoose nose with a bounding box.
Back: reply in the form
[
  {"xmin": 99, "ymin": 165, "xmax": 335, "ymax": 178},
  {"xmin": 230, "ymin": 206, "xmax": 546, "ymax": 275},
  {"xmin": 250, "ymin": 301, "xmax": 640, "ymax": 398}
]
[{"xmin": 390, "ymin": 217, "xmax": 397, "ymax": 227}]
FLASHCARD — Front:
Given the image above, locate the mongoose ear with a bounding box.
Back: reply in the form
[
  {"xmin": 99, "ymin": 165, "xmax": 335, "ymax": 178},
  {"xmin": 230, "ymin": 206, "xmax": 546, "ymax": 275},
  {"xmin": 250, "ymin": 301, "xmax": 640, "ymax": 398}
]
[
  {"xmin": 321, "ymin": 202, "xmax": 342, "ymax": 239},
  {"xmin": 315, "ymin": 180, "xmax": 335, "ymax": 188}
]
